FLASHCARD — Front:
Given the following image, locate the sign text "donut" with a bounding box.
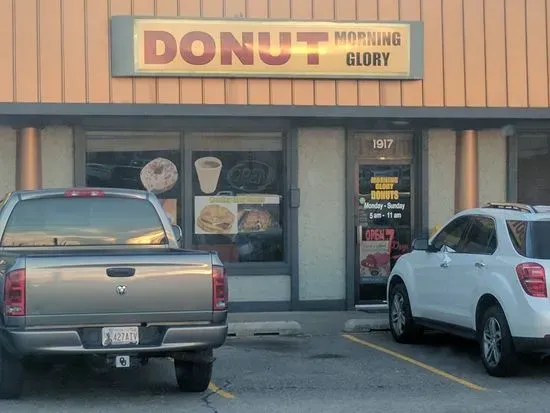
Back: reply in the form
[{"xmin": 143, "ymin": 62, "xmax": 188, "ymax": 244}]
[{"xmin": 110, "ymin": 17, "xmax": 423, "ymax": 79}]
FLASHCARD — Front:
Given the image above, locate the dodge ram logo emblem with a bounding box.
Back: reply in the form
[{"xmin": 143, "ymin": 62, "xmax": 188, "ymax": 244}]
[{"xmin": 116, "ymin": 285, "xmax": 127, "ymax": 295}]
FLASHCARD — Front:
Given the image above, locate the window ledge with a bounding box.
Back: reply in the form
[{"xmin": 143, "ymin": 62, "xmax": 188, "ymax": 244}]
[{"xmin": 224, "ymin": 262, "xmax": 290, "ymax": 276}]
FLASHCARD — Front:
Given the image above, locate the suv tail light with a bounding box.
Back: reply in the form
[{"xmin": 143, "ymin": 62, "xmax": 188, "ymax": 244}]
[
  {"xmin": 4, "ymin": 269, "xmax": 26, "ymax": 316},
  {"xmin": 64, "ymin": 189, "xmax": 105, "ymax": 198},
  {"xmin": 212, "ymin": 266, "xmax": 228, "ymax": 311},
  {"xmin": 516, "ymin": 263, "xmax": 547, "ymax": 298}
]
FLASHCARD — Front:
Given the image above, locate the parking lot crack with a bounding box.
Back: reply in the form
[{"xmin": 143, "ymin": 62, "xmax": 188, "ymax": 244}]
[
  {"xmin": 201, "ymin": 380, "xmax": 233, "ymax": 412},
  {"xmin": 201, "ymin": 390, "xmax": 219, "ymax": 413}
]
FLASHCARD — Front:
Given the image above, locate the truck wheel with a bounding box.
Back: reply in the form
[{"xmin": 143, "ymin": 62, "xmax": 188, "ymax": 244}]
[
  {"xmin": 174, "ymin": 359, "xmax": 212, "ymax": 392},
  {"xmin": 480, "ymin": 305, "xmax": 519, "ymax": 377},
  {"xmin": 0, "ymin": 345, "xmax": 24, "ymax": 399},
  {"xmin": 388, "ymin": 282, "xmax": 423, "ymax": 344}
]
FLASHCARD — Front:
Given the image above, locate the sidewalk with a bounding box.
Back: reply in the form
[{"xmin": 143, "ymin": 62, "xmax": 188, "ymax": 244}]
[{"xmin": 227, "ymin": 310, "xmax": 390, "ymax": 337}]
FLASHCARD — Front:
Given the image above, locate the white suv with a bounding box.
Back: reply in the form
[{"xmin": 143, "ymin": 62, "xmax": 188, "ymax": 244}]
[{"xmin": 387, "ymin": 202, "xmax": 550, "ymax": 376}]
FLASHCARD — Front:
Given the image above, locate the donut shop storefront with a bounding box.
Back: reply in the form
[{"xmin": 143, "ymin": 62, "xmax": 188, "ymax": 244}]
[{"xmin": 0, "ymin": 0, "xmax": 527, "ymax": 312}]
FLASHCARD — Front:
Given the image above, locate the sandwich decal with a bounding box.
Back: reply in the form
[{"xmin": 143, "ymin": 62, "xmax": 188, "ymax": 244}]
[{"xmin": 196, "ymin": 204, "xmax": 236, "ymax": 234}]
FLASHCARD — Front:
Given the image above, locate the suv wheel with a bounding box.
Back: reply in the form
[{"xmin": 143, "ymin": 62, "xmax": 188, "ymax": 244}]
[
  {"xmin": 480, "ymin": 305, "xmax": 519, "ymax": 377},
  {"xmin": 389, "ymin": 282, "xmax": 423, "ymax": 343},
  {"xmin": 174, "ymin": 359, "xmax": 212, "ymax": 392},
  {"xmin": 0, "ymin": 344, "xmax": 24, "ymax": 399}
]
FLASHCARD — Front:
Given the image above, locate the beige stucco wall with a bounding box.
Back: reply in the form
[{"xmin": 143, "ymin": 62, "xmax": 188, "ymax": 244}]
[
  {"xmin": 0, "ymin": 127, "xmax": 16, "ymax": 198},
  {"xmin": 42, "ymin": 126, "xmax": 74, "ymax": 188},
  {"xmin": 0, "ymin": 126, "xmax": 74, "ymax": 198},
  {"xmin": 228, "ymin": 275, "xmax": 290, "ymax": 302},
  {"xmin": 298, "ymin": 128, "xmax": 346, "ymax": 301},
  {"xmin": 428, "ymin": 129, "xmax": 456, "ymax": 231},
  {"xmin": 478, "ymin": 129, "xmax": 507, "ymax": 206},
  {"xmin": 428, "ymin": 128, "xmax": 507, "ymax": 232}
]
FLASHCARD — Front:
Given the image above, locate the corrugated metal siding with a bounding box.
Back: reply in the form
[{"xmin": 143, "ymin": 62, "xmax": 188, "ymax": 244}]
[{"xmin": 0, "ymin": 0, "xmax": 548, "ymax": 107}]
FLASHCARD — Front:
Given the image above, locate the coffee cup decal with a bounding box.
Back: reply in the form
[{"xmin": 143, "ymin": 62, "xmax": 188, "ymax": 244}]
[{"xmin": 195, "ymin": 157, "xmax": 222, "ymax": 194}]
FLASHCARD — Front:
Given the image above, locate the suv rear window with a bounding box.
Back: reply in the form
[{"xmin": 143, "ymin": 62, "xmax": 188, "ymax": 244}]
[
  {"xmin": 506, "ymin": 219, "xmax": 550, "ymax": 259},
  {"xmin": 1, "ymin": 197, "xmax": 167, "ymax": 247}
]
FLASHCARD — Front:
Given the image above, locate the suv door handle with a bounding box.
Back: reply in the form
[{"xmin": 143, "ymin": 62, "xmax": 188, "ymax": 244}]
[
  {"xmin": 475, "ymin": 262, "xmax": 486, "ymax": 268},
  {"xmin": 440, "ymin": 262, "xmax": 449, "ymax": 268}
]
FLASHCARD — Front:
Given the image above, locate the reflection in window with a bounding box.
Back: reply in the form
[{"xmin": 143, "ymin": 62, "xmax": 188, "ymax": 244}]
[
  {"xmin": 191, "ymin": 135, "xmax": 284, "ymax": 263},
  {"xmin": 85, "ymin": 133, "xmax": 182, "ymax": 227},
  {"xmin": 507, "ymin": 220, "xmax": 528, "ymax": 256},
  {"xmin": 517, "ymin": 133, "xmax": 550, "ymax": 205},
  {"xmin": 1, "ymin": 198, "xmax": 167, "ymax": 247},
  {"xmin": 507, "ymin": 219, "xmax": 550, "ymax": 259},
  {"xmin": 461, "ymin": 217, "xmax": 496, "ymax": 254},
  {"xmin": 432, "ymin": 216, "xmax": 470, "ymax": 251}
]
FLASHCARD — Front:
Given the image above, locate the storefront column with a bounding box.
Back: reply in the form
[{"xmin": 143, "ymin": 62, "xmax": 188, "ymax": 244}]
[
  {"xmin": 16, "ymin": 127, "xmax": 42, "ymax": 190},
  {"xmin": 454, "ymin": 129, "xmax": 479, "ymax": 212}
]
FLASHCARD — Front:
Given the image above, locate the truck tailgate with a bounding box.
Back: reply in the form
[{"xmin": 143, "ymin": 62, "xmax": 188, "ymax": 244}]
[{"xmin": 23, "ymin": 251, "xmax": 214, "ymax": 327}]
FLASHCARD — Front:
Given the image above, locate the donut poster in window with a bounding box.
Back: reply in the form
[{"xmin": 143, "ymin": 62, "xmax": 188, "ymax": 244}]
[{"xmin": 139, "ymin": 157, "xmax": 179, "ymax": 195}]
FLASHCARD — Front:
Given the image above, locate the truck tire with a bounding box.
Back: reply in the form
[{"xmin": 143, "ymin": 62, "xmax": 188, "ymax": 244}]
[
  {"xmin": 0, "ymin": 344, "xmax": 24, "ymax": 399},
  {"xmin": 174, "ymin": 359, "xmax": 212, "ymax": 392}
]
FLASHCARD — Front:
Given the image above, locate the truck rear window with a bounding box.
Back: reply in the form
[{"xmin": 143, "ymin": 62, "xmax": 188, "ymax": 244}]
[
  {"xmin": 1, "ymin": 197, "xmax": 167, "ymax": 247},
  {"xmin": 507, "ymin": 219, "xmax": 550, "ymax": 259}
]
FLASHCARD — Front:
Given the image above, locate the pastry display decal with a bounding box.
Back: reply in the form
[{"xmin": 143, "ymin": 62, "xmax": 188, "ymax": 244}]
[
  {"xmin": 194, "ymin": 156, "xmax": 222, "ymax": 194},
  {"xmin": 140, "ymin": 157, "xmax": 179, "ymax": 194}
]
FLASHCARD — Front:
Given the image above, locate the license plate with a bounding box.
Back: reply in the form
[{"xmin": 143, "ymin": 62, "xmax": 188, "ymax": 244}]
[{"xmin": 101, "ymin": 326, "xmax": 139, "ymax": 346}]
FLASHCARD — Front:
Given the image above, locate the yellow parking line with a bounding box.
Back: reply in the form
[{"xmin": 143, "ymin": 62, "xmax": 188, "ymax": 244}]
[
  {"xmin": 208, "ymin": 382, "xmax": 236, "ymax": 399},
  {"xmin": 342, "ymin": 334, "xmax": 487, "ymax": 392}
]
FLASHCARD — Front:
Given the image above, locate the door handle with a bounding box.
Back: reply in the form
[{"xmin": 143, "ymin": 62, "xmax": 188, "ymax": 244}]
[
  {"xmin": 475, "ymin": 262, "xmax": 486, "ymax": 269},
  {"xmin": 106, "ymin": 267, "xmax": 136, "ymax": 277},
  {"xmin": 440, "ymin": 262, "xmax": 449, "ymax": 268}
]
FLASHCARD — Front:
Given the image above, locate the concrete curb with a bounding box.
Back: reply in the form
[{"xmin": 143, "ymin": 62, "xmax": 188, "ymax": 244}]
[
  {"xmin": 343, "ymin": 318, "xmax": 390, "ymax": 333},
  {"xmin": 228, "ymin": 321, "xmax": 303, "ymax": 337}
]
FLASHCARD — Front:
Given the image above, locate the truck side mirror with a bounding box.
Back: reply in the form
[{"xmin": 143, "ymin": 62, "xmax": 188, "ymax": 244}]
[{"xmin": 172, "ymin": 224, "xmax": 182, "ymax": 242}]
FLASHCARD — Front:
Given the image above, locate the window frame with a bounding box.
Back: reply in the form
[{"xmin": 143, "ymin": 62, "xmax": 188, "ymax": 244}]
[
  {"xmin": 431, "ymin": 215, "xmax": 472, "ymax": 253},
  {"xmin": 78, "ymin": 127, "xmax": 294, "ymax": 276},
  {"xmin": 184, "ymin": 132, "xmax": 290, "ymax": 274},
  {"xmin": 458, "ymin": 215, "xmax": 498, "ymax": 255}
]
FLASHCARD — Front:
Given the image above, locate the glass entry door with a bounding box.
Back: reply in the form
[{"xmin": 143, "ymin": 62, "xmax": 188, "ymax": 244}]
[
  {"xmin": 352, "ymin": 132, "xmax": 415, "ymax": 305},
  {"xmin": 356, "ymin": 164, "xmax": 412, "ymax": 303}
]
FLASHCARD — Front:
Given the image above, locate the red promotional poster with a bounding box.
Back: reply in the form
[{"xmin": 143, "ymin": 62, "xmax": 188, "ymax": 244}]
[{"xmin": 359, "ymin": 228, "xmax": 395, "ymax": 278}]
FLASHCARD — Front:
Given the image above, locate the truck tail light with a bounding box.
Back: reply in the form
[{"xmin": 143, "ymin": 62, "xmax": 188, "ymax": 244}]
[
  {"xmin": 4, "ymin": 268, "xmax": 26, "ymax": 316},
  {"xmin": 516, "ymin": 263, "xmax": 547, "ymax": 298},
  {"xmin": 212, "ymin": 266, "xmax": 228, "ymax": 311},
  {"xmin": 64, "ymin": 189, "xmax": 105, "ymax": 198}
]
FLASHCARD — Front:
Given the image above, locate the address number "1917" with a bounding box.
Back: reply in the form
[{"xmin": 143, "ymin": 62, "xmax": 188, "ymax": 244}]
[{"xmin": 373, "ymin": 138, "xmax": 394, "ymax": 149}]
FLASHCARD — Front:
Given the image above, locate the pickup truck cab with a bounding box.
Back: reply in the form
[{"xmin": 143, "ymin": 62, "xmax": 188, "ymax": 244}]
[{"xmin": 0, "ymin": 188, "xmax": 228, "ymax": 399}]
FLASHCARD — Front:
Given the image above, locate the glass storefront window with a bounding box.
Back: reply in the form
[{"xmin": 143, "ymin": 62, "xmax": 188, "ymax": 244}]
[
  {"xmin": 84, "ymin": 131, "xmax": 287, "ymax": 265},
  {"xmin": 189, "ymin": 134, "xmax": 285, "ymax": 263},
  {"xmin": 517, "ymin": 132, "xmax": 550, "ymax": 205},
  {"xmin": 85, "ymin": 132, "xmax": 182, "ymax": 228}
]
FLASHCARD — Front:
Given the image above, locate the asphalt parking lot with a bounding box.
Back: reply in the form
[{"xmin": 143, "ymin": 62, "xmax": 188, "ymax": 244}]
[{"xmin": 4, "ymin": 329, "xmax": 550, "ymax": 413}]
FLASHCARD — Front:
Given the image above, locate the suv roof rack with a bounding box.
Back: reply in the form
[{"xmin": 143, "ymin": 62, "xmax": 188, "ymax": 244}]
[{"xmin": 482, "ymin": 202, "xmax": 537, "ymax": 213}]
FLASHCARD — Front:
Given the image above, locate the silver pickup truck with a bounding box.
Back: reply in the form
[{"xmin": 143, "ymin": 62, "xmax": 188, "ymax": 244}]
[{"xmin": 0, "ymin": 188, "xmax": 228, "ymax": 399}]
